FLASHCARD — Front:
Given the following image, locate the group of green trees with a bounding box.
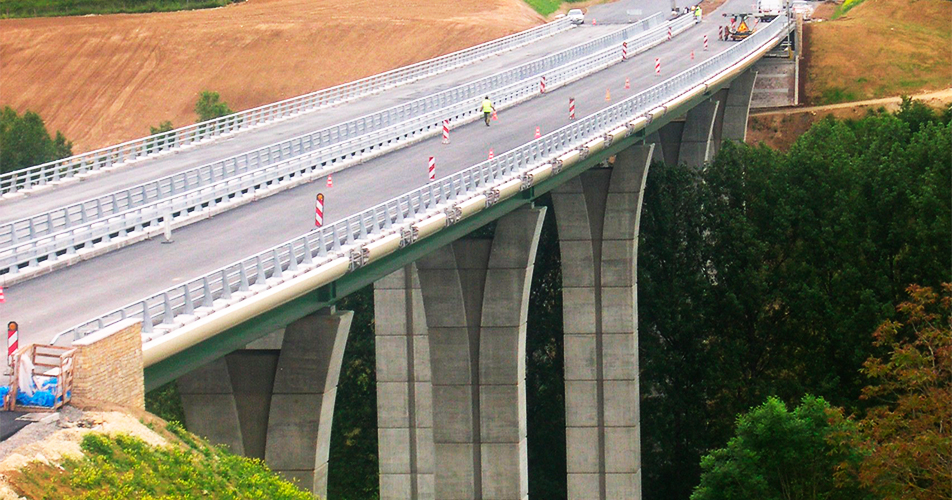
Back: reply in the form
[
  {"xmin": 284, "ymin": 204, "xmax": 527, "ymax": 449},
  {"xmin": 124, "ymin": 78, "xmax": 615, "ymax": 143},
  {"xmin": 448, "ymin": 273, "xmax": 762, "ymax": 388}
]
[
  {"xmin": 143, "ymin": 100, "xmax": 948, "ymax": 499},
  {"xmin": 0, "ymin": 106, "xmax": 72, "ymax": 175}
]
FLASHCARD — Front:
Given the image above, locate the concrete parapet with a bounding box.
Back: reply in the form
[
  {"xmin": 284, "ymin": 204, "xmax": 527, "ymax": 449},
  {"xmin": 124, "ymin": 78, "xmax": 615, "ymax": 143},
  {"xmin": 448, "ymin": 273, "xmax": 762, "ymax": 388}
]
[
  {"xmin": 552, "ymin": 143, "xmax": 653, "ymax": 500},
  {"xmin": 416, "ymin": 206, "xmax": 545, "ymax": 500}
]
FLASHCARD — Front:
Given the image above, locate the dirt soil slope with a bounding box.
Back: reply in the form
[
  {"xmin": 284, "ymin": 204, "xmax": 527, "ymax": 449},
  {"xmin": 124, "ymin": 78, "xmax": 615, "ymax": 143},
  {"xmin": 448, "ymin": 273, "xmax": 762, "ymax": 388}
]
[
  {"xmin": 0, "ymin": 0, "xmax": 542, "ymax": 153},
  {"xmin": 803, "ymin": 0, "xmax": 951, "ymax": 104}
]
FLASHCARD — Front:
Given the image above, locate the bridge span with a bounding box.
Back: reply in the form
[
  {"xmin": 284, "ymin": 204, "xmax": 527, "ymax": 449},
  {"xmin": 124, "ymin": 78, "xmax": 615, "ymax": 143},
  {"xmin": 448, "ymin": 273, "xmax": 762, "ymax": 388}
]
[{"xmin": 3, "ymin": 1, "xmax": 795, "ymax": 498}]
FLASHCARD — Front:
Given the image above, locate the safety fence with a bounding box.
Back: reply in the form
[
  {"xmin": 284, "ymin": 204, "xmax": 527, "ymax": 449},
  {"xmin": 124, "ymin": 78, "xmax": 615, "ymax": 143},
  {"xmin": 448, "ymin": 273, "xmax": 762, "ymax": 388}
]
[
  {"xmin": 0, "ymin": 17, "xmax": 576, "ymax": 198},
  {"xmin": 52, "ymin": 16, "xmax": 793, "ymax": 349},
  {"xmin": 2, "ymin": 13, "xmax": 685, "ymax": 279}
]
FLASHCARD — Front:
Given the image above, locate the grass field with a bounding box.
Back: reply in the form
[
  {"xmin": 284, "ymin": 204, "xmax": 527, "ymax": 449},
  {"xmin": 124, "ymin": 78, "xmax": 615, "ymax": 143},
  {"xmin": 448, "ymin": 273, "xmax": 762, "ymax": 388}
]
[
  {"xmin": 523, "ymin": 0, "xmax": 585, "ymax": 16},
  {"xmin": 804, "ymin": 0, "xmax": 951, "ymax": 105},
  {"xmin": 0, "ymin": 0, "xmax": 237, "ymax": 18}
]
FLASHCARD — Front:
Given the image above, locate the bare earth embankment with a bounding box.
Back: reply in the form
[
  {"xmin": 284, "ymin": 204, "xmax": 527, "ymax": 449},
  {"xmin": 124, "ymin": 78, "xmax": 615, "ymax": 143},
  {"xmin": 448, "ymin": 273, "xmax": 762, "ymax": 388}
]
[{"xmin": 0, "ymin": 0, "xmax": 541, "ymax": 152}]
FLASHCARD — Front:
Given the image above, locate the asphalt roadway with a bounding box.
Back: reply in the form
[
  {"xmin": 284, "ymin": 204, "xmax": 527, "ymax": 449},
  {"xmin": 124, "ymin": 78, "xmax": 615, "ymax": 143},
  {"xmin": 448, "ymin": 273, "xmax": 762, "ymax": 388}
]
[{"xmin": 4, "ymin": 0, "xmax": 756, "ymax": 347}]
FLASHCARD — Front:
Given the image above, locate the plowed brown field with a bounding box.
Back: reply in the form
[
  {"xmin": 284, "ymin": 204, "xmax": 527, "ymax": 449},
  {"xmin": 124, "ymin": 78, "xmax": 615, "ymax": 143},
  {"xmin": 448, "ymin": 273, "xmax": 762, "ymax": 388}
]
[{"xmin": 0, "ymin": 0, "xmax": 542, "ymax": 152}]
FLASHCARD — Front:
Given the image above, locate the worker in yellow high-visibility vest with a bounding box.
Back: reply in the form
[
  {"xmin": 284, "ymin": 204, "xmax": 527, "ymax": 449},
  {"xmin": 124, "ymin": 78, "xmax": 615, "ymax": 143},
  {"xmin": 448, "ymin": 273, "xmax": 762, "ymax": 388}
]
[
  {"xmin": 482, "ymin": 96, "xmax": 496, "ymax": 127},
  {"xmin": 695, "ymin": 5, "xmax": 702, "ymax": 23}
]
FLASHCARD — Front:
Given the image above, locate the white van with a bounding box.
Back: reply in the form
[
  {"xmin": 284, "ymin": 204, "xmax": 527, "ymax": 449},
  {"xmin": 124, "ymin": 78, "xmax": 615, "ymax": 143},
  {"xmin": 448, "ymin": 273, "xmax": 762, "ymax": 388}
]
[{"xmin": 567, "ymin": 9, "xmax": 585, "ymax": 25}]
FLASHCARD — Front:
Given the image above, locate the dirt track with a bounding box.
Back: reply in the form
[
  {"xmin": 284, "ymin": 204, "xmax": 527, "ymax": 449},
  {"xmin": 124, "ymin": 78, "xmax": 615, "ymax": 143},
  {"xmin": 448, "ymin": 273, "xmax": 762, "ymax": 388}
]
[{"xmin": 0, "ymin": 0, "xmax": 542, "ymax": 152}]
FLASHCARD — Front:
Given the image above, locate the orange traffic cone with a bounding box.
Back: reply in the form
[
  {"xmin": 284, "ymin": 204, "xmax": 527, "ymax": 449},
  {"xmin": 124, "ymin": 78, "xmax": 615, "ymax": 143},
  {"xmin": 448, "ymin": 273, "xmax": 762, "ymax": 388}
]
[
  {"xmin": 534, "ymin": 126, "xmax": 541, "ymax": 139},
  {"xmin": 691, "ymin": 50, "xmax": 695, "ymax": 60},
  {"xmin": 605, "ymin": 89, "xmax": 611, "ymax": 102},
  {"xmin": 489, "ymin": 149, "xmax": 494, "ymax": 160},
  {"xmin": 625, "ymin": 77, "xmax": 630, "ymax": 90},
  {"xmin": 592, "ymin": 18, "xmax": 597, "ymax": 25},
  {"xmin": 492, "ymin": 109, "xmax": 498, "ymax": 121},
  {"xmin": 327, "ymin": 174, "xmax": 333, "ymax": 188}
]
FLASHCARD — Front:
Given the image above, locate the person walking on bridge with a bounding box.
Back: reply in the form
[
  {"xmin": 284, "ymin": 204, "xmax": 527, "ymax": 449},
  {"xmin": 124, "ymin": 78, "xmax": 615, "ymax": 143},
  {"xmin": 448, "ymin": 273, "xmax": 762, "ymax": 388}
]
[
  {"xmin": 482, "ymin": 96, "xmax": 496, "ymax": 126},
  {"xmin": 694, "ymin": 4, "xmax": 702, "ymax": 23}
]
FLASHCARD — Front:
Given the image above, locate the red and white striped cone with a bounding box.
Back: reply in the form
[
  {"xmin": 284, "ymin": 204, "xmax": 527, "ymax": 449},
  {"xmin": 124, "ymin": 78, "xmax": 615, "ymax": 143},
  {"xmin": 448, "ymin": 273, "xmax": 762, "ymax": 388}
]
[
  {"xmin": 7, "ymin": 321, "xmax": 18, "ymax": 368},
  {"xmin": 655, "ymin": 58, "xmax": 661, "ymax": 76},
  {"xmin": 315, "ymin": 193, "xmax": 324, "ymax": 228},
  {"xmin": 534, "ymin": 126, "xmax": 541, "ymax": 139},
  {"xmin": 592, "ymin": 18, "xmax": 596, "ymax": 25},
  {"xmin": 428, "ymin": 156, "xmax": 436, "ymax": 182},
  {"xmin": 691, "ymin": 50, "xmax": 695, "ymax": 60},
  {"xmin": 326, "ymin": 174, "xmax": 333, "ymax": 188},
  {"xmin": 625, "ymin": 77, "xmax": 630, "ymax": 89},
  {"xmin": 492, "ymin": 109, "xmax": 498, "ymax": 121},
  {"xmin": 622, "ymin": 41, "xmax": 628, "ymax": 60},
  {"xmin": 704, "ymin": 35, "xmax": 709, "ymax": 50},
  {"xmin": 442, "ymin": 119, "xmax": 450, "ymax": 144},
  {"xmin": 540, "ymin": 76, "xmax": 547, "ymax": 94},
  {"xmin": 0, "ymin": 286, "xmax": 5, "ymax": 304},
  {"xmin": 488, "ymin": 149, "xmax": 494, "ymax": 160},
  {"xmin": 569, "ymin": 98, "xmax": 576, "ymax": 120}
]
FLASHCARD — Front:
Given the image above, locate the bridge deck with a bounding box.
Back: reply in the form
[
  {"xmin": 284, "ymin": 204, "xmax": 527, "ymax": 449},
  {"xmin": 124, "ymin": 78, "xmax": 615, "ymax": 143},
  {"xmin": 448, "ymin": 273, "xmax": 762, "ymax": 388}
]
[{"xmin": 8, "ymin": 0, "xmax": 758, "ymax": 346}]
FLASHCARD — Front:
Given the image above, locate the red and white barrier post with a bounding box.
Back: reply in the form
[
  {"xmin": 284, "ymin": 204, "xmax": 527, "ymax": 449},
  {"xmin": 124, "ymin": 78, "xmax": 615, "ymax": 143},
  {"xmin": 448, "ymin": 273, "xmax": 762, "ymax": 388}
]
[
  {"xmin": 569, "ymin": 98, "xmax": 576, "ymax": 120},
  {"xmin": 655, "ymin": 58, "xmax": 661, "ymax": 76},
  {"xmin": 315, "ymin": 193, "xmax": 324, "ymax": 228},
  {"xmin": 667, "ymin": 26, "xmax": 672, "ymax": 40},
  {"xmin": 704, "ymin": 34, "xmax": 709, "ymax": 50},
  {"xmin": 428, "ymin": 156, "xmax": 436, "ymax": 182},
  {"xmin": 442, "ymin": 119, "xmax": 450, "ymax": 144},
  {"xmin": 540, "ymin": 75, "xmax": 547, "ymax": 94},
  {"xmin": 622, "ymin": 41, "xmax": 628, "ymax": 60}
]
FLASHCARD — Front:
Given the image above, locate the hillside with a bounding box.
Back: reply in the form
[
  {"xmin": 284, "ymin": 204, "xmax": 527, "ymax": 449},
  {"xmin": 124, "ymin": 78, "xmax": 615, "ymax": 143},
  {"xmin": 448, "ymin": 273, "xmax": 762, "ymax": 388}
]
[
  {"xmin": 803, "ymin": 0, "xmax": 951, "ymax": 104},
  {"xmin": 0, "ymin": 0, "xmax": 541, "ymax": 152}
]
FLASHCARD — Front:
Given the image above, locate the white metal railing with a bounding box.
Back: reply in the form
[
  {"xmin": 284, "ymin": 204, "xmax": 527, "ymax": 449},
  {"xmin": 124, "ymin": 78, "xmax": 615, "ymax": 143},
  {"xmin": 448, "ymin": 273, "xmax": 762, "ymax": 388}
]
[
  {"xmin": 52, "ymin": 16, "xmax": 792, "ymax": 347},
  {"xmin": 2, "ymin": 14, "xmax": 682, "ymax": 279},
  {"xmin": 0, "ymin": 18, "xmax": 575, "ymax": 198}
]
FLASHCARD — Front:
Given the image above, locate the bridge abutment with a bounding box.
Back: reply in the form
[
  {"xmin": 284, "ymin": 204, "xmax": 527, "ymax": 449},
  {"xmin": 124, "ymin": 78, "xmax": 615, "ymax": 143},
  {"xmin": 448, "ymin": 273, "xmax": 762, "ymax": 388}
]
[
  {"xmin": 552, "ymin": 143, "xmax": 654, "ymax": 500},
  {"xmin": 414, "ymin": 206, "xmax": 545, "ymax": 500},
  {"xmin": 374, "ymin": 263, "xmax": 435, "ymax": 499},
  {"xmin": 177, "ymin": 309, "xmax": 352, "ymax": 498}
]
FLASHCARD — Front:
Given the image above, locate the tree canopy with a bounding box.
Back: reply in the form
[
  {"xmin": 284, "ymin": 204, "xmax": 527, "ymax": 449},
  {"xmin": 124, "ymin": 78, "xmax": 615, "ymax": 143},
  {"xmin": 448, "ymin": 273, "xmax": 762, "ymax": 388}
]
[{"xmin": 0, "ymin": 106, "xmax": 72, "ymax": 174}]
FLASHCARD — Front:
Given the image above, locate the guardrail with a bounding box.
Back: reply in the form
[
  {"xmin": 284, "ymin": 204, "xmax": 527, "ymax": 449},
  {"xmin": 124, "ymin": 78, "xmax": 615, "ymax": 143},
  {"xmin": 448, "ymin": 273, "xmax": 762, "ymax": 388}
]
[
  {"xmin": 0, "ymin": 18, "xmax": 576, "ymax": 199},
  {"xmin": 2, "ymin": 14, "xmax": 683, "ymax": 280},
  {"xmin": 53, "ymin": 16, "xmax": 793, "ymax": 349}
]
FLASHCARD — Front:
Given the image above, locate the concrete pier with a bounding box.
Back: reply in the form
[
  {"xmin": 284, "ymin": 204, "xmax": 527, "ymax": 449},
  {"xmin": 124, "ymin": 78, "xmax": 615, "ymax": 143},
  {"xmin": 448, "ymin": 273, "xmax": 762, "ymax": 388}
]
[
  {"xmin": 415, "ymin": 206, "xmax": 546, "ymax": 500},
  {"xmin": 552, "ymin": 144, "xmax": 654, "ymax": 500}
]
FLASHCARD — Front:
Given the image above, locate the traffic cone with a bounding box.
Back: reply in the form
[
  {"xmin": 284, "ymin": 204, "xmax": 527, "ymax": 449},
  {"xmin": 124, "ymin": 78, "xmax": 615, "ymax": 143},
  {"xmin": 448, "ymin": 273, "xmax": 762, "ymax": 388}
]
[
  {"xmin": 534, "ymin": 126, "xmax": 541, "ymax": 139},
  {"xmin": 625, "ymin": 77, "xmax": 630, "ymax": 90},
  {"xmin": 488, "ymin": 149, "xmax": 494, "ymax": 160},
  {"xmin": 327, "ymin": 174, "xmax": 333, "ymax": 188},
  {"xmin": 605, "ymin": 89, "xmax": 611, "ymax": 102},
  {"xmin": 691, "ymin": 50, "xmax": 695, "ymax": 60},
  {"xmin": 592, "ymin": 18, "xmax": 596, "ymax": 25},
  {"xmin": 492, "ymin": 109, "xmax": 498, "ymax": 121}
]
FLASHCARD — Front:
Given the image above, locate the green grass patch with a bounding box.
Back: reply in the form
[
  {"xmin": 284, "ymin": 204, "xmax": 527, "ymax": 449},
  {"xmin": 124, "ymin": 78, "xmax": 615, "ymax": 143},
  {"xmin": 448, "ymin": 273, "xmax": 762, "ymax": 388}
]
[
  {"xmin": 831, "ymin": 0, "xmax": 868, "ymax": 19},
  {"xmin": 0, "ymin": 0, "xmax": 241, "ymax": 19},
  {"xmin": 10, "ymin": 423, "xmax": 314, "ymax": 499},
  {"xmin": 522, "ymin": 0, "xmax": 585, "ymax": 17},
  {"xmin": 819, "ymin": 86, "xmax": 859, "ymax": 105}
]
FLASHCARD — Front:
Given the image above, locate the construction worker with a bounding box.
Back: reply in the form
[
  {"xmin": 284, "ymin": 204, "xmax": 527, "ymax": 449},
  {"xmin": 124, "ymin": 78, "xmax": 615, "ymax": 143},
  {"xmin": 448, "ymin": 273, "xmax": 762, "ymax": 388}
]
[
  {"xmin": 482, "ymin": 96, "xmax": 495, "ymax": 126},
  {"xmin": 694, "ymin": 4, "xmax": 702, "ymax": 23}
]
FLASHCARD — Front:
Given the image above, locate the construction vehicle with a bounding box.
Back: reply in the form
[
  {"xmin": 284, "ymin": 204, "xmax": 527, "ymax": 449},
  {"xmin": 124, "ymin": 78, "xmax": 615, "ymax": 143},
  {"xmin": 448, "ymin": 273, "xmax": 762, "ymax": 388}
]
[{"xmin": 721, "ymin": 12, "xmax": 757, "ymax": 40}]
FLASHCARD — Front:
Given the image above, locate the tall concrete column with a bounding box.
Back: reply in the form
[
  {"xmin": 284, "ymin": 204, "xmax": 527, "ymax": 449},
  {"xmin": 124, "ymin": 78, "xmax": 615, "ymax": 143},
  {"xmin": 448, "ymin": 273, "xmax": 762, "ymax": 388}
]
[
  {"xmin": 265, "ymin": 309, "xmax": 353, "ymax": 497},
  {"xmin": 552, "ymin": 143, "xmax": 654, "ymax": 500},
  {"xmin": 721, "ymin": 69, "xmax": 758, "ymax": 142},
  {"xmin": 177, "ymin": 309, "xmax": 352, "ymax": 498},
  {"xmin": 375, "ymin": 264, "xmax": 435, "ymax": 499},
  {"xmin": 416, "ymin": 206, "xmax": 546, "ymax": 500},
  {"xmin": 679, "ymin": 93, "xmax": 723, "ymax": 168}
]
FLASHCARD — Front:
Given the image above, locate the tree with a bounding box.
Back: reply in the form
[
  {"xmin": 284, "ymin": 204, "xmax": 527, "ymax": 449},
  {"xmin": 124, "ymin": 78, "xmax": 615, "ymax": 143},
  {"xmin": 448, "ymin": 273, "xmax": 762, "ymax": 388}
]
[
  {"xmin": 0, "ymin": 106, "xmax": 72, "ymax": 174},
  {"xmin": 691, "ymin": 395, "xmax": 870, "ymax": 500},
  {"xmin": 833, "ymin": 284, "xmax": 952, "ymax": 500},
  {"xmin": 150, "ymin": 120, "xmax": 174, "ymax": 135},
  {"xmin": 194, "ymin": 91, "xmax": 234, "ymax": 123}
]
